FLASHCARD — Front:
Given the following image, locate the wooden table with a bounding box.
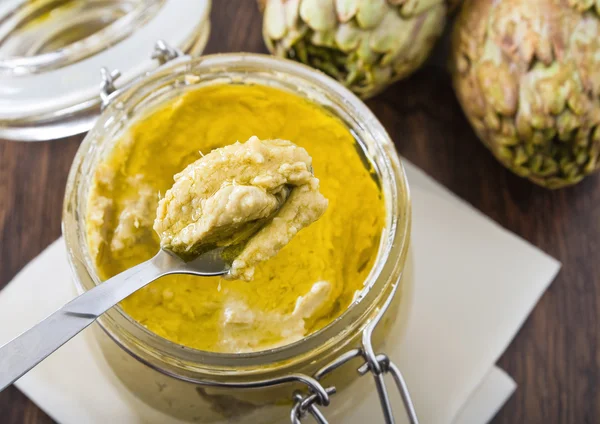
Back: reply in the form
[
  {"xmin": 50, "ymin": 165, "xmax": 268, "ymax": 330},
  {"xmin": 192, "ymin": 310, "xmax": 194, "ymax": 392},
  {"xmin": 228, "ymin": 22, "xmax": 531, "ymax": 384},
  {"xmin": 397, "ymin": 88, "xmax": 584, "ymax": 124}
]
[{"xmin": 1, "ymin": 3, "xmax": 599, "ymax": 423}]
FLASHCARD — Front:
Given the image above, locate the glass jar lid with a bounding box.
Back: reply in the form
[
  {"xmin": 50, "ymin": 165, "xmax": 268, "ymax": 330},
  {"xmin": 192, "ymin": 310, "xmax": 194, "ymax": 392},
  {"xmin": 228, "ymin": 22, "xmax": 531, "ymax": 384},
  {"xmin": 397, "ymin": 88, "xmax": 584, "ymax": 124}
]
[{"xmin": 0, "ymin": 0, "xmax": 211, "ymax": 141}]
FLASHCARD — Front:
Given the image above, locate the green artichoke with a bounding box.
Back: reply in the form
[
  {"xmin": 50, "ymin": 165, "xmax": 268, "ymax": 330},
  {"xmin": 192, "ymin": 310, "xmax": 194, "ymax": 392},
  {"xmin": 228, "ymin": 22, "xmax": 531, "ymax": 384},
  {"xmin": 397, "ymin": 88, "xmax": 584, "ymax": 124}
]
[
  {"xmin": 262, "ymin": 0, "xmax": 447, "ymax": 98},
  {"xmin": 451, "ymin": 0, "xmax": 600, "ymax": 188}
]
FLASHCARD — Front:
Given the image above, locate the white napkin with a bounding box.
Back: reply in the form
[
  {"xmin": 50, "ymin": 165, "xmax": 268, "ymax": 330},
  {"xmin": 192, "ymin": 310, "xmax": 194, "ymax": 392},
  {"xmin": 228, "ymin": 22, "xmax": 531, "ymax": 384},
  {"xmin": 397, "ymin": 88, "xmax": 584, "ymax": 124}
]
[
  {"xmin": 0, "ymin": 161, "xmax": 560, "ymax": 424},
  {"xmin": 349, "ymin": 162, "xmax": 563, "ymax": 424}
]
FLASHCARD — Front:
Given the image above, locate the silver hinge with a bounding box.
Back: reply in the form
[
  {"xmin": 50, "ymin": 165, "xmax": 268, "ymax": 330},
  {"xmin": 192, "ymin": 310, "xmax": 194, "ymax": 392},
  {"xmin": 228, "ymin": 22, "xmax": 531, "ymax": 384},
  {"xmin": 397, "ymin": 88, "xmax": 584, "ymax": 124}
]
[{"xmin": 99, "ymin": 40, "xmax": 185, "ymax": 110}]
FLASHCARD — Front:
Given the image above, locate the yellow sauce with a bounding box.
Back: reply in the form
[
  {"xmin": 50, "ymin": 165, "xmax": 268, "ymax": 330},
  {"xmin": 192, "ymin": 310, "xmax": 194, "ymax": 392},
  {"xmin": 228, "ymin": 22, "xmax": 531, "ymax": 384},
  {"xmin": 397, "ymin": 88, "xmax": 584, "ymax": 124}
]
[{"xmin": 86, "ymin": 84, "xmax": 385, "ymax": 352}]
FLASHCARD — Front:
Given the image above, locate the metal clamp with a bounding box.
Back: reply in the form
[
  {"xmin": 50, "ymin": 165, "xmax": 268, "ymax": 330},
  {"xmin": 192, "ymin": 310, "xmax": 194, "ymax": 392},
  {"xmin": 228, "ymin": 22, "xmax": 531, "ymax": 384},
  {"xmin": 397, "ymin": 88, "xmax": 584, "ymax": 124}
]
[
  {"xmin": 289, "ymin": 281, "xmax": 418, "ymax": 424},
  {"xmin": 100, "ymin": 40, "xmax": 186, "ymax": 110}
]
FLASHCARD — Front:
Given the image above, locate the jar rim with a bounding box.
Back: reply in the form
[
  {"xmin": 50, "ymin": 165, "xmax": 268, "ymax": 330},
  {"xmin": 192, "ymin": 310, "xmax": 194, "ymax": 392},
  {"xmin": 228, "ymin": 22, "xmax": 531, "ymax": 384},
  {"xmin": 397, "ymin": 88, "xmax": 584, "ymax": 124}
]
[{"xmin": 62, "ymin": 53, "xmax": 411, "ymax": 375}]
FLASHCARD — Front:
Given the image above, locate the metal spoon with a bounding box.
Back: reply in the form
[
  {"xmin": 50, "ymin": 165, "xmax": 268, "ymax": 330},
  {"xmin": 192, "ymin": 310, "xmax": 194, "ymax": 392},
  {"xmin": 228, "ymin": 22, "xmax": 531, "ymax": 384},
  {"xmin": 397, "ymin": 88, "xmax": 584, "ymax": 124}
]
[{"xmin": 0, "ymin": 247, "xmax": 229, "ymax": 392}]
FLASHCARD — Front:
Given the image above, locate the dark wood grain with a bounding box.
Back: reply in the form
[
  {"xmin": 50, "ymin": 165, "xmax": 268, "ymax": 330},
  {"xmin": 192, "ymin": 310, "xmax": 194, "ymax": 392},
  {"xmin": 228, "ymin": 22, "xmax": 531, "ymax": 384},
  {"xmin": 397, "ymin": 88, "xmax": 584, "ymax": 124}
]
[{"xmin": 1, "ymin": 2, "xmax": 599, "ymax": 423}]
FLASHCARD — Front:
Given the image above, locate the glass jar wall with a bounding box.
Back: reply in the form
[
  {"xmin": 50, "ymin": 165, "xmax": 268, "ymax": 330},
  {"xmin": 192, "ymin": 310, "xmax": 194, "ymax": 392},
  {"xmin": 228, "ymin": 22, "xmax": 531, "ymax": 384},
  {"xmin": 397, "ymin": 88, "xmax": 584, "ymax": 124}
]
[
  {"xmin": 63, "ymin": 54, "xmax": 413, "ymax": 422},
  {"xmin": 0, "ymin": 0, "xmax": 211, "ymax": 141}
]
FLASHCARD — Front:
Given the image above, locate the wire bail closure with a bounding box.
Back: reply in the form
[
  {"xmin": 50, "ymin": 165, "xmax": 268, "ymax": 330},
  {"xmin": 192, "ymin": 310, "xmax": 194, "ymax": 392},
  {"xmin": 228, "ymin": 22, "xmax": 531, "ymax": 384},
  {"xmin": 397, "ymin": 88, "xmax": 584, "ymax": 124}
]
[
  {"xmin": 290, "ymin": 279, "xmax": 418, "ymax": 424},
  {"xmin": 96, "ymin": 43, "xmax": 418, "ymax": 423},
  {"xmin": 100, "ymin": 40, "xmax": 186, "ymax": 110}
]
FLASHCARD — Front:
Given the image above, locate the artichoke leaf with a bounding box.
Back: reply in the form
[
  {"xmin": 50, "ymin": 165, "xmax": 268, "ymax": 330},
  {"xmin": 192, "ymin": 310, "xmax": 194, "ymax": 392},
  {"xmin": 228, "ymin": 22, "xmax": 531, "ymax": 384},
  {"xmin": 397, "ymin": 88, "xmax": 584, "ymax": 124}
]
[
  {"xmin": 264, "ymin": 0, "xmax": 289, "ymax": 40},
  {"xmin": 311, "ymin": 30, "xmax": 337, "ymax": 47},
  {"xmin": 400, "ymin": 4, "xmax": 445, "ymax": 65},
  {"xmin": 335, "ymin": 21, "xmax": 363, "ymax": 51},
  {"xmin": 368, "ymin": 5, "xmax": 411, "ymax": 54},
  {"xmin": 355, "ymin": 0, "xmax": 388, "ymax": 29},
  {"xmin": 284, "ymin": 0, "xmax": 302, "ymax": 28},
  {"xmin": 300, "ymin": 0, "xmax": 337, "ymax": 31},
  {"xmin": 397, "ymin": 0, "xmax": 444, "ymax": 17},
  {"xmin": 335, "ymin": 0, "xmax": 359, "ymax": 22}
]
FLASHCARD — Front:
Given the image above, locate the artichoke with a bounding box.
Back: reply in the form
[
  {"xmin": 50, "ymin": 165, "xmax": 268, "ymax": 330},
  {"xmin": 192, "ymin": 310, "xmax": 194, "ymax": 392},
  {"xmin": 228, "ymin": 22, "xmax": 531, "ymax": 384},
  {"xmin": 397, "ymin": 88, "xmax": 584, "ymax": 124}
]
[
  {"xmin": 261, "ymin": 0, "xmax": 447, "ymax": 98},
  {"xmin": 451, "ymin": 0, "xmax": 600, "ymax": 188}
]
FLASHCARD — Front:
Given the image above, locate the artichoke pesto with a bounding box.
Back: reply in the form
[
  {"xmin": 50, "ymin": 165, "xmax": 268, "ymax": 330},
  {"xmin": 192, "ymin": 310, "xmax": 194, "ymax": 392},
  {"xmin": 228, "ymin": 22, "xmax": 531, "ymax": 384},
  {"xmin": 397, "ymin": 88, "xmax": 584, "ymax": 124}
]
[
  {"xmin": 154, "ymin": 136, "xmax": 329, "ymax": 280},
  {"xmin": 85, "ymin": 84, "xmax": 385, "ymax": 353}
]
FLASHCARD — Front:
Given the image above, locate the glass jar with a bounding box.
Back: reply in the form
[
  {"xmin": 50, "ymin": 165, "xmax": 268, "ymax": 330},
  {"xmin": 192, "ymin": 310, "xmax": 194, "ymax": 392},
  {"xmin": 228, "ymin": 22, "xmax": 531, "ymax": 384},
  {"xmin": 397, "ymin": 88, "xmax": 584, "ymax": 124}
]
[
  {"xmin": 0, "ymin": 0, "xmax": 165, "ymax": 74},
  {"xmin": 0, "ymin": 0, "xmax": 211, "ymax": 141},
  {"xmin": 63, "ymin": 53, "xmax": 414, "ymax": 423}
]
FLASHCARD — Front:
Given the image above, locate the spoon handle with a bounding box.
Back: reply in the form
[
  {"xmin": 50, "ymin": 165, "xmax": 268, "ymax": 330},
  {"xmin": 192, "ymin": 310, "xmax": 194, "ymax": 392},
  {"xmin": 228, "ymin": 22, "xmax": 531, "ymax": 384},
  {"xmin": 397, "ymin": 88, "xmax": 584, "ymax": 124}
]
[{"xmin": 0, "ymin": 256, "xmax": 164, "ymax": 392}]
